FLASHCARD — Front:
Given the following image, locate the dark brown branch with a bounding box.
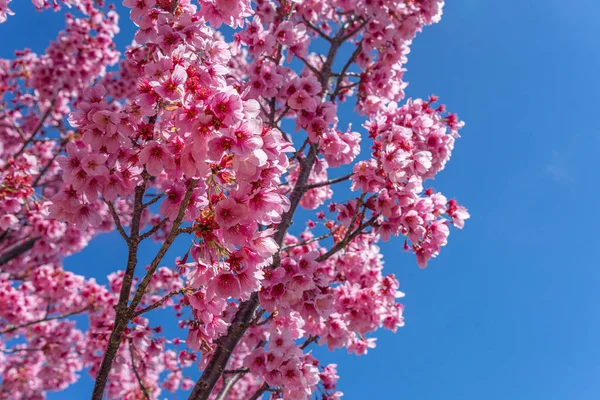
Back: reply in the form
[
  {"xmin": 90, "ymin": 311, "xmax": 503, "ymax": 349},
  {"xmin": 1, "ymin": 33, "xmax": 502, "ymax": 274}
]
[
  {"xmin": 0, "ymin": 237, "xmax": 40, "ymax": 266},
  {"xmin": 223, "ymin": 368, "xmax": 249, "ymax": 375},
  {"xmin": 317, "ymin": 214, "xmax": 378, "ymax": 262},
  {"xmin": 300, "ymin": 335, "xmax": 319, "ymax": 350},
  {"xmin": 142, "ymin": 194, "xmax": 164, "ymax": 209},
  {"xmin": 248, "ymin": 382, "xmax": 270, "ymax": 400},
  {"xmin": 92, "ymin": 178, "xmax": 147, "ymax": 400},
  {"xmin": 127, "ymin": 179, "xmax": 198, "ymax": 315},
  {"xmin": 289, "ymin": 138, "xmax": 309, "ymax": 163},
  {"xmin": 282, "ymin": 232, "xmax": 333, "ymax": 251},
  {"xmin": 302, "ymin": 17, "xmax": 333, "ymax": 43},
  {"xmin": 139, "ymin": 217, "xmax": 168, "ymax": 241},
  {"xmin": 187, "ymin": 292, "xmax": 260, "ymax": 400},
  {"xmin": 129, "ymin": 341, "xmax": 151, "ymax": 400},
  {"xmin": 294, "ymin": 53, "xmax": 322, "ymax": 77},
  {"xmin": 104, "ymin": 200, "xmax": 129, "ymax": 242},
  {"xmin": 177, "ymin": 226, "xmax": 195, "ymax": 235},
  {"xmin": 303, "ymin": 173, "xmax": 353, "ymax": 190},
  {"xmin": 32, "ymin": 140, "xmax": 66, "ymax": 187},
  {"xmin": 132, "ymin": 289, "xmax": 184, "ymax": 318},
  {"xmin": 0, "ymin": 306, "xmax": 90, "ymax": 335},
  {"xmin": 331, "ymin": 41, "xmax": 363, "ymax": 101},
  {"xmin": 13, "ymin": 99, "xmax": 56, "ymax": 159},
  {"xmin": 274, "ymin": 106, "xmax": 290, "ymax": 125}
]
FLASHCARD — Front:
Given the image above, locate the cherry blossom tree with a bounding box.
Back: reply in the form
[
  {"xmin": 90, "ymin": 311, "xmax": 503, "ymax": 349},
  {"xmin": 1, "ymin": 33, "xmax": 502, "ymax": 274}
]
[{"xmin": 0, "ymin": 0, "xmax": 470, "ymax": 399}]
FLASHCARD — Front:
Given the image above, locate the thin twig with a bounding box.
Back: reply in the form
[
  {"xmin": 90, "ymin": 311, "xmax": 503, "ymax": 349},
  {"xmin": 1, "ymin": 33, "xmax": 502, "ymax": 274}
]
[
  {"xmin": 129, "ymin": 340, "xmax": 151, "ymax": 400},
  {"xmin": 32, "ymin": 140, "xmax": 66, "ymax": 187},
  {"xmin": 282, "ymin": 232, "xmax": 333, "ymax": 251},
  {"xmin": 13, "ymin": 99, "xmax": 56, "ymax": 159},
  {"xmin": 177, "ymin": 226, "xmax": 195, "ymax": 235},
  {"xmin": 142, "ymin": 194, "xmax": 164, "ymax": 209},
  {"xmin": 300, "ymin": 335, "xmax": 319, "ymax": 350},
  {"xmin": 0, "ymin": 306, "xmax": 91, "ymax": 335},
  {"xmin": 127, "ymin": 179, "xmax": 198, "ymax": 315},
  {"xmin": 317, "ymin": 214, "xmax": 378, "ymax": 262},
  {"xmin": 294, "ymin": 53, "xmax": 322, "ymax": 77},
  {"xmin": 139, "ymin": 217, "xmax": 168, "ymax": 241},
  {"xmin": 104, "ymin": 200, "xmax": 129, "ymax": 242},
  {"xmin": 302, "ymin": 17, "xmax": 333, "ymax": 43},
  {"xmin": 132, "ymin": 289, "xmax": 185, "ymax": 318},
  {"xmin": 248, "ymin": 382, "xmax": 270, "ymax": 400},
  {"xmin": 274, "ymin": 106, "xmax": 290, "ymax": 125},
  {"xmin": 340, "ymin": 17, "xmax": 369, "ymax": 42},
  {"xmin": 303, "ymin": 173, "xmax": 353, "ymax": 190},
  {"xmin": 0, "ymin": 237, "xmax": 40, "ymax": 266},
  {"xmin": 0, "ymin": 347, "xmax": 44, "ymax": 354},
  {"xmin": 331, "ymin": 40, "xmax": 363, "ymax": 101}
]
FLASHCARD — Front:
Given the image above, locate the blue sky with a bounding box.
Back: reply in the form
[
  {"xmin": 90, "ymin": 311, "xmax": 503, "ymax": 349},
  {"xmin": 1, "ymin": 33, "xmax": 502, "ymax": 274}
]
[{"xmin": 2, "ymin": 1, "xmax": 600, "ymax": 399}]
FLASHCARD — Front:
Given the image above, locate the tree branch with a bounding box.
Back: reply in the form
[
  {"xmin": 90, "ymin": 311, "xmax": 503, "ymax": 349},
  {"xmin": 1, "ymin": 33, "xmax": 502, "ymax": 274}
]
[
  {"xmin": 302, "ymin": 17, "xmax": 333, "ymax": 43},
  {"xmin": 104, "ymin": 200, "xmax": 129, "ymax": 242},
  {"xmin": 129, "ymin": 340, "xmax": 151, "ymax": 400},
  {"xmin": 91, "ymin": 178, "xmax": 147, "ymax": 400},
  {"xmin": 282, "ymin": 232, "xmax": 333, "ymax": 251},
  {"xmin": 32, "ymin": 140, "xmax": 66, "ymax": 187},
  {"xmin": 331, "ymin": 41, "xmax": 363, "ymax": 101},
  {"xmin": 215, "ymin": 373, "xmax": 245, "ymax": 400},
  {"xmin": 142, "ymin": 194, "xmax": 164, "ymax": 209},
  {"xmin": 302, "ymin": 173, "xmax": 353, "ymax": 190},
  {"xmin": 139, "ymin": 217, "xmax": 168, "ymax": 241},
  {"xmin": 0, "ymin": 306, "xmax": 90, "ymax": 335},
  {"xmin": 317, "ymin": 214, "xmax": 378, "ymax": 262},
  {"xmin": 132, "ymin": 289, "xmax": 185, "ymax": 318},
  {"xmin": 248, "ymin": 382, "xmax": 269, "ymax": 400},
  {"xmin": 300, "ymin": 334, "xmax": 319, "ymax": 350},
  {"xmin": 13, "ymin": 99, "xmax": 56, "ymax": 159},
  {"xmin": 127, "ymin": 179, "xmax": 198, "ymax": 315},
  {"xmin": 0, "ymin": 237, "xmax": 40, "ymax": 266}
]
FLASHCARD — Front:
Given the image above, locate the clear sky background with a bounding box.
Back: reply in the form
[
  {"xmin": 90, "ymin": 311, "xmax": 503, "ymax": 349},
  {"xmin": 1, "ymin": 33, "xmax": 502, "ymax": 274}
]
[{"xmin": 2, "ymin": 1, "xmax": 600, "ymax": 399}]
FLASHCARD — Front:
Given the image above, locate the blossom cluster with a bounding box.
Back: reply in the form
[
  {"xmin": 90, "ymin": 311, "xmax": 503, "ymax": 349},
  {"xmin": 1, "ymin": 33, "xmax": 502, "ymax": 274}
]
[{"xmin": 0, "ymin": 0, "xmax": 471, "ymax": 399}]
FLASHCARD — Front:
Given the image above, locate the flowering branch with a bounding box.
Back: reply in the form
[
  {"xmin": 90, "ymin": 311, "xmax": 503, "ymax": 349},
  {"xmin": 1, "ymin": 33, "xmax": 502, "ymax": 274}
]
[
  {"xmin": 104, "ymin": 200, "xmax": 129, "ymax": 242},
  {"xmin": 302, "ymin": 17, "xmax": 333, "ymax": 43},
  {"xmin": 129, "ymin": 340, "xmax": 151, "ymax": 400},
  {"xmin": 0, "ymin": 237, "xmax": 40, "ymax": 266},
  {"xmin": 132, "ymin": 288, "xmax": 185, "ymax": 318},
  {"xmin": 0, "ymin": 306, "xmax": 91, "ymax": 335},
  {"xmin": 303, "ymin": 173, "xmax": 354, "ymax": 190},
  {"xmin": 187, "ymin": 20, "xmax": 356, "ymax": 400},
  {"xmin": 139, "ymin": 217, "xmax": 168, "ymax": 241}
]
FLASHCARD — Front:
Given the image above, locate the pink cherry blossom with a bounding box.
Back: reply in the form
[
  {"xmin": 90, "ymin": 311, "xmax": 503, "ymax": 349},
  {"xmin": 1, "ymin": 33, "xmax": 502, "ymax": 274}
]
[{"xmin": 0, "ymin": 1, "xmax": 469, "ymax": 399}]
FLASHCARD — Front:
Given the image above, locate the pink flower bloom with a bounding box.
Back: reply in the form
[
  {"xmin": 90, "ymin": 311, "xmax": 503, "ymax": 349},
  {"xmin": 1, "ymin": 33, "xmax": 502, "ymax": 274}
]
[
  {"xmin": 92, "ymin": 110, "xmax": 120, "ymax": 135},
  {"xmin": 0, "ymin": 214, "xmax": 19, "ymax": 230},
  {"xmin": 151, "ymin": 64, "xmax": 187, "ymax": 102},
  {"xmin": 138, "ymin": 141, "xmax": 176, "ymax": 176},
  {"xmin": 288, "ymin": 90, "xmax": 317, "ymax": 112},
  {"xmin": 73, "ymin": 203, "xmax": 102, "ymax": 230},
  {"xmin": 122, "ymin": 0, "xmax": 156, "ymax": 23},
  {"xmin": 214, "ymin": 198, "xmax": 249, "ymax": 228},
  {"xmin": 211, "ymin": 271, "xmax": 241, "ymax": 299},
  {"xmin": 81, "ymin": 154, "xmax": 109, "ymax": 176},
  {"xmin": 211, "ymin": 88, "xmax": 244, "ymax": 126}
]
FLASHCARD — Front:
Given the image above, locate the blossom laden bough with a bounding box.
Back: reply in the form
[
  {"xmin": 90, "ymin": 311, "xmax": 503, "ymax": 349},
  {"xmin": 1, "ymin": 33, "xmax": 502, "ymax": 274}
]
[{"xmin": 0, "ymin": 0, "xmax": 469, "ymax": 399}]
